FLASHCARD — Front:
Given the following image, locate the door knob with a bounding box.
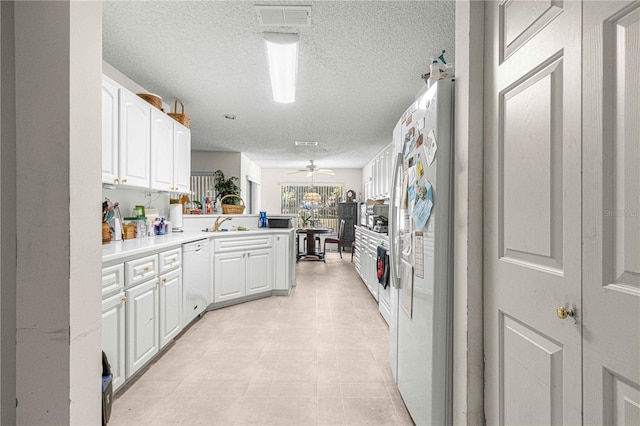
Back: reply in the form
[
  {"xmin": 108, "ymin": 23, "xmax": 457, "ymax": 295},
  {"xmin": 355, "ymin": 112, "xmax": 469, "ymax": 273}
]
[{"xmin": 556, "ymin": 306, "xmax": 575, "ymax": 320}]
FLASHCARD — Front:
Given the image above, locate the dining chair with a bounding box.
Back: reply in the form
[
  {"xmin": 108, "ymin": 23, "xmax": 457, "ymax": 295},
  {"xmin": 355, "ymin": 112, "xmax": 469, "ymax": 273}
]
[{"xmin": 324, "ymin": 219, "xmax": 345, "ymax": 259}]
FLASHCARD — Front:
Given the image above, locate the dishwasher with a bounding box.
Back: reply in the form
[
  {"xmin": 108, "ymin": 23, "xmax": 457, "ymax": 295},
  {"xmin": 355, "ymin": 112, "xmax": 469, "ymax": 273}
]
[{"xmin": 182, "ymin": 239, "xmax": 212, "ymax": 327}]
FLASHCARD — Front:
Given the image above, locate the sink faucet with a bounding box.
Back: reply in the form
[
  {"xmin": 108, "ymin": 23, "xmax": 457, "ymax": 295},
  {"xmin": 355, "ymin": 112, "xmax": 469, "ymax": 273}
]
[{"xmin": 213, "ymin": 216, "xmax": 232, "ymax": 232}]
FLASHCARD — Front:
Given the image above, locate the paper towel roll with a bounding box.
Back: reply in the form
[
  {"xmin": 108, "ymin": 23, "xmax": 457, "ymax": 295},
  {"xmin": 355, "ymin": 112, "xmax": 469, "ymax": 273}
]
[{"xmin": 170, "ymin": 204, "xmax": 183, "ymax": 230}]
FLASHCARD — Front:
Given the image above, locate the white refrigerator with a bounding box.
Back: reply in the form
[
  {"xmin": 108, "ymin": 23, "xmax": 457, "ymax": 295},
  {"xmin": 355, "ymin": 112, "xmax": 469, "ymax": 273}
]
[{"xmin": 388, "ymin": 79, "xmax": 454, "ymax": 425}]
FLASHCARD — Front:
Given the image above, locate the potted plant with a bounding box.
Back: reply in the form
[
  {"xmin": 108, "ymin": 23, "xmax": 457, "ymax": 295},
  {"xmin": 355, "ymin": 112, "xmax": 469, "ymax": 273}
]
[{"xmin": 213, "ymin": 170, "xmax": 240, "ymax": 205}]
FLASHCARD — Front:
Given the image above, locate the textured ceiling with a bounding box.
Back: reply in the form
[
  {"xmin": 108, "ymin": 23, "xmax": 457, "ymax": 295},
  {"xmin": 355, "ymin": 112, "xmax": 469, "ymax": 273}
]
[{"xmin": 103, "ymin": 1, "xmax": 455, "ymax": 169}]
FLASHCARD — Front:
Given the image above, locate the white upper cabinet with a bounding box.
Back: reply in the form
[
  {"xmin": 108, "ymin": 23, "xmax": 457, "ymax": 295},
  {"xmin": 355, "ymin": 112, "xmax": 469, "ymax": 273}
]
[
  {"xmin": 101, "ymin": 76, "xmax": 119, "ymax": 184},
  {"xmin": 150, "ymin": 109, "xmax": 175, "ymax": 191},
  {"xmin": 173, "ymin": 123, "xmax": 191, "ymax": 193},
  {"xmin": 365, "ymin": 143, "xmax": 393, "ymax": 200},
  {"xmin": 119, "ymin": 90, "xmax": 151, "ymax": 188},
  {"xmin": 102, "ymin": 75, "xmax": 191, "ymax": 192}
]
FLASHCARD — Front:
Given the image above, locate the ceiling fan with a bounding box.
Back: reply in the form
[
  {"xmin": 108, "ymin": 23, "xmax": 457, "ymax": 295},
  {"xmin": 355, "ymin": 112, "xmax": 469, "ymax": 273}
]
[{"xmin": 288, "ymin": 160, "xmax": 335, "ymax": 176}]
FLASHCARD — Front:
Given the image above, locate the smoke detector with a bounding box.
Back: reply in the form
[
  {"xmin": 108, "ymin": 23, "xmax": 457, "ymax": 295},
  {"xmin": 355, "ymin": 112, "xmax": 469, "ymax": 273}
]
[{"xmin": 256, "ymin": 5, "xmax": 311, "ymax": 26}]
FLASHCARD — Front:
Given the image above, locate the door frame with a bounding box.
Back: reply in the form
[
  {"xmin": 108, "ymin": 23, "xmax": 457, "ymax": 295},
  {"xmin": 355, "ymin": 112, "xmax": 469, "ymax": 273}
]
[{"xmin": 452, "ymin": 1, "xmax": 486, "ymax": 424}]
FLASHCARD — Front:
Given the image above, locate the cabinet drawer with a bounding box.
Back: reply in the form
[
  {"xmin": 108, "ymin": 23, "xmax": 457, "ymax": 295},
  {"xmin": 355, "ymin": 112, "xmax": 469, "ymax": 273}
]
[
  {"xmin": 125, "ymin": 254, "xmax": 158, "ymax": 287},
  {"xmin": 102, "ymin": 264, "xmax": 124, "ymax": 298},
  {"xmin": 159, "ymin": 248, "xmax": 181, "ymax": 274},
  {"xmin": 214, "ymin": 236, "xmax": 272, "ymax": 252}
]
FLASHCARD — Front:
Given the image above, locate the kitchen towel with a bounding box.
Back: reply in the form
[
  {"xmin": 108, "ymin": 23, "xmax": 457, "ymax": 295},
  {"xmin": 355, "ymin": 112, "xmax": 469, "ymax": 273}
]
[{"xmin": 377, "ymin": 246, "xmax": 390, "ymax": 289}]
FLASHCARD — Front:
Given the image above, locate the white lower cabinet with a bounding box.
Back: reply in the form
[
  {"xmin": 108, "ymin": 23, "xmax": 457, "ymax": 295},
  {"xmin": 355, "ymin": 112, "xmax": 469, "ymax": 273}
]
[
  {"xmin": 214, "ymin": 238, "xmax": 273, "ymax": 303},
  {"xmin": 159, "ymin": 268, "xmax": 182, "ymax": 349},
  {"xmin": 102, "ymin": 291, "xmax": 126, "ymax": 391},
  {"xmin": 214, "ymin": 252, "xmax": 246, "ymax": 302},
  {"xmin": 246, "ymin": 249, "xmax": 273, "ymax": 295},
  {"xmin": 126, "ymin": 278, "xmax": 159, "ymax": 378}
]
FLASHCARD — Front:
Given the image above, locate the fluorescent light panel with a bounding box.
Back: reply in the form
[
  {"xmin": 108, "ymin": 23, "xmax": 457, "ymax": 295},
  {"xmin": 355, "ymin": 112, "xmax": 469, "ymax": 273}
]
[{"xmin": 264, "ymin": 32, "xmax": 299, "ymax": 103}]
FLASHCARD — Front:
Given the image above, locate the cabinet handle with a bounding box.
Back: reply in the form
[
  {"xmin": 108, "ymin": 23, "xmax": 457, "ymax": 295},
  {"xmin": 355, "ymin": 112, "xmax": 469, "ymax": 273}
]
[
  {"xmin": 122, "ymin": 297, "xmax": 127, "ymax": 303},
  {"xmin": 162, "ymin": 278, "xmax": 167, "ymax": 283},
  {"xmin": 156, "ymin": 279, "xmax": 161, "ymax": 286},
  {"xmin": 247, "ymin": 253, "xmax": 251, "ymax": 257},
  {"xmin": 114, "ymin": 178, "xmax": 120, "ymax": 183},
  {"xmin": 170, "ymin": 258, "xmax": 177, "ymax": 263},
  {"xmin": 144, "ymin": 266, "xmax": 150, "ymax": 272},
  {"xmin": 277, "ymin": 237, "xmax": 280, "ymax": 240},
  {"xmin": 122, "ymin": 178, "xmax": 128, "ymax": 183}
]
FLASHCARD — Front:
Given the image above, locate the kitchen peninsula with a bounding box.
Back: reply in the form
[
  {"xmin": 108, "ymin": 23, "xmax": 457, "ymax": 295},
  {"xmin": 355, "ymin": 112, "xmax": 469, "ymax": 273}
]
[{"xmin": 101, "ymin": 214, "xmax": 296, "ymax": 392}]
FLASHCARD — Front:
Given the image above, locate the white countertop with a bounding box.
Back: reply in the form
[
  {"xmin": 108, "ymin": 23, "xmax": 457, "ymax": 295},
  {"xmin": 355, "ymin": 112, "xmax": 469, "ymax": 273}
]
[{"xmin": 102, "ymin": 228, "xmax": 294, "ymax": 264}]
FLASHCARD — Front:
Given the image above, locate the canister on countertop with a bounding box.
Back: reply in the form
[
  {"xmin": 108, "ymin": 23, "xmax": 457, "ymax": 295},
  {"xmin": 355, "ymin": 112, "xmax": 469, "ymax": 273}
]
[
  {"xmin": 124, "ymin": 217, "xmax": 147, "ymax": 238},
  {"xmin": 123, "ymin": 224, "xmax": 136, "ymax": 240}
]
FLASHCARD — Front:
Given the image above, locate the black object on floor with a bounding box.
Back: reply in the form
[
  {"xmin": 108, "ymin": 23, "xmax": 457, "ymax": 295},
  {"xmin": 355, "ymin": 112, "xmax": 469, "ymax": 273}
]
[{"xmin": 102, "ymin": 351, "xmax": 113, "ymax": 425}]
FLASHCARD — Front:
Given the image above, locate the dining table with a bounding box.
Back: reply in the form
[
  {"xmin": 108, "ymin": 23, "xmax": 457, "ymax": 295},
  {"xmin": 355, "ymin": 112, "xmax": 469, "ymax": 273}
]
[{"xmin": 295, "ymin": 228, "xmax": 332, "ymax": 262}]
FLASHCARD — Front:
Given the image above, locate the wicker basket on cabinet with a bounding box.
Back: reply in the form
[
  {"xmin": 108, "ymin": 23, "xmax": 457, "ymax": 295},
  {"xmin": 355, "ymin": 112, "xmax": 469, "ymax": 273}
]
[{"xmin": 221, "ymin": 194, "xmax": 245, "ymax": 214}]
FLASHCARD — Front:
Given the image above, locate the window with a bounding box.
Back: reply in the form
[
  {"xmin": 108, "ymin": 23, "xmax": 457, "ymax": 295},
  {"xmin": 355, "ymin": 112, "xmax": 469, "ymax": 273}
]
[
  {"xmin": 190, "ymin": 173, "xmax": 214, "ymax": 206},
  {"xmin": 281, "ymin": 184, "xmax": 343, "ymax": 230}
]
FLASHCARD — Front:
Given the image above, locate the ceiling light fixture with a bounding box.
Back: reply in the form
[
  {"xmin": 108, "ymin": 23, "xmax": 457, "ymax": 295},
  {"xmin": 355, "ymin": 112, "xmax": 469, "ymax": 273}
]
[
  {"xmin": 224, "ymin": 114, "xmax": 237, "ymax": 120},
  {"xmin": 264, "ymin": 32, "xmax": 299, "ymax": 104},
  {"xmin": 295, "ymin": 141, "xmax": 318, "ymax": 146}
]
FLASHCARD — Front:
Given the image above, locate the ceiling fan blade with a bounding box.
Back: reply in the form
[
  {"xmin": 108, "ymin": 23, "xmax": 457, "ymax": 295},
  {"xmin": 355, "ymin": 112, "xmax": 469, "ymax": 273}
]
[
  {"xmin": 287, "ymin": 169, "xmax": 307, "ymax": 175},
  {"xmin": 318, "ymin": 170, "xmax": 335, "ymax": 175}
]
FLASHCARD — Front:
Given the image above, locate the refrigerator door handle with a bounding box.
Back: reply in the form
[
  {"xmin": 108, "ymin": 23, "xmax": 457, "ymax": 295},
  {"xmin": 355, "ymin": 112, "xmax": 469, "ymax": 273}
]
[{"xmin": 389, "ymin": 152, "xmax": 403, "ymax": 289}]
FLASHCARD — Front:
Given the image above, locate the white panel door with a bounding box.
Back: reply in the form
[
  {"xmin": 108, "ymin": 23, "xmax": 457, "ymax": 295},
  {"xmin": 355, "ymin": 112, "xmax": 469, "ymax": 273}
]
[
  {"xmin": 119, "ymin": 90, "xmax": 150, "ymax": 188},
  {"xmin": 484, "ymin": 1, "xmax": 582, "ymax": 424},
  {"xmin": 583, "ymin": 2, "xmax": 640, "ymax": 423},
  {"xmin": 150, "ymin": 109, "xmax": 174, "ymax": 192},
  {"xmin": 126, "ymin": 279, "xmax": 159, "ymax": 378},
  {"xmin": 159, "ymin": 268, "xmax": 182, "ymax": 349},
  {"xmin": 101, "ymin": 291, "xmax": 125, "ymax": 391},
  {"xmin": 246, "ymin": 248, "xmax": 273, "ymax": 295},
  {"xmin": 214, "ymin": 252, "xmax": 246, "ymax": 302},
  {"xmin": 101, "ymin": 76, "xmax": 119, "ymax": 184},
  {"xmin": 173, "ymin": 123, "xmax": 191, "ymax": 193}
]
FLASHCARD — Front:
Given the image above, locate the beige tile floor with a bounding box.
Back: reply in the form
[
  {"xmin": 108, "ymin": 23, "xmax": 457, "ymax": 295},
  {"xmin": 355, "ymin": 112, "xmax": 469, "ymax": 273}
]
[{"xmin": 110, "ymin": 252, "xmax": 413, "ymax": 425}]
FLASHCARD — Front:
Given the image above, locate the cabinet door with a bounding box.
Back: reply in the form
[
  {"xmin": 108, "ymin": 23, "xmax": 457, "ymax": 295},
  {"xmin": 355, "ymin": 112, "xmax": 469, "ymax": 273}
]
[
  {"xmin": 384, "ymin": 147, "xmax": 392, "ymax": 197},
  {"xmin": 214, "ymin": 252, "xmax": 246, "ymax": 302},
  {"xmin": 173, "ymin": 123, "xmax": 191, "ymax": 193},
  {"xmin": 119, "ymin": 90, "xmax": 150, "ymax": 188},
  {"xmin": 102, "ymin": 77, "xmax": 119, "ymax": 184},
  {"xmin": 150, "ymin": 109, "xmax": 174, "ymax": 191},
  {"xmin": 102, "ymin": 291, "xmax": 126, "ymax": 391},
  {"xmin": 368, "ymin": 248, "xmax": 378, "ymax": 301},
  {"xmin": 373, "ymin": 158, "xmax": 380, "ymax": 198},
  {"xmin": 274, "ymin": 235, "xmax": 290, "ymax": 291},
  {"xmin": 246, "ymin": 248, "xmax": 273, "ymax": 295},
  {"xmin": 126, "ymin": 279, "xmax": 159, "ymax": 378},
  {"xmin": 159, "ymin": 269, "xmax": 182, "ymax": 349}
]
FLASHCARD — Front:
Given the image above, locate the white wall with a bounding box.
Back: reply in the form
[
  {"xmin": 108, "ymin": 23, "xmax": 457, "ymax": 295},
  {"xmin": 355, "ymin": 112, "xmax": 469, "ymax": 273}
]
[
  {"xmin": 260, "ymin": 168, "xmax": 362, "ymax": 214},
  {"xmin": 453, "ymin": 1, "xmax": 485, "ymax": 425},
  {"xmin": 103, "ymin": 188, "xmax": 171, "ymax": 220},
  {"xmin": 14, "ymin": 1, "xmax": 102, "ymax": 423},
  {"xmin": 240, "ymin": 154, "xmax": 261, "ymax": 213},
  {"xmin": 0, "ymin": 2, "xmax": 18, "ymax": 423},
  {"xmin": 191, "ymin": 151, "xmax": 241, "ymax": 177}
]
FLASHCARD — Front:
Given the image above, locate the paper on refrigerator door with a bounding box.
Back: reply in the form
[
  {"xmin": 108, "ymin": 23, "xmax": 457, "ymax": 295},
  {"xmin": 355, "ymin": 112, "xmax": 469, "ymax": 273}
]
[{"xmin": 412, "ymin": 197, "xmax": 433, "ymax": 230}]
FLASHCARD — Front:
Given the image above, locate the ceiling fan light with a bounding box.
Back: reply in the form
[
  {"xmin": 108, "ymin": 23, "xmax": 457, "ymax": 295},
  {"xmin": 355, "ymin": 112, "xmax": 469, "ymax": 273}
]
[{"xmin": 264, "ymin": 32, "xmax": 299, "ymax": 104}]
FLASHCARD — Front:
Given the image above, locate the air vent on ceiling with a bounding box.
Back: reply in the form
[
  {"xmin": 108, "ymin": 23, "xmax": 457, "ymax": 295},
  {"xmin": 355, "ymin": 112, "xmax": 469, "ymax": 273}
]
[
  {"xmin": 295, "ymin": 141, "xmax": 318, "ymax": 146},
  {"xmin": 256, "ymin": 5, "xmax": 311, "ymax": 26}
]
